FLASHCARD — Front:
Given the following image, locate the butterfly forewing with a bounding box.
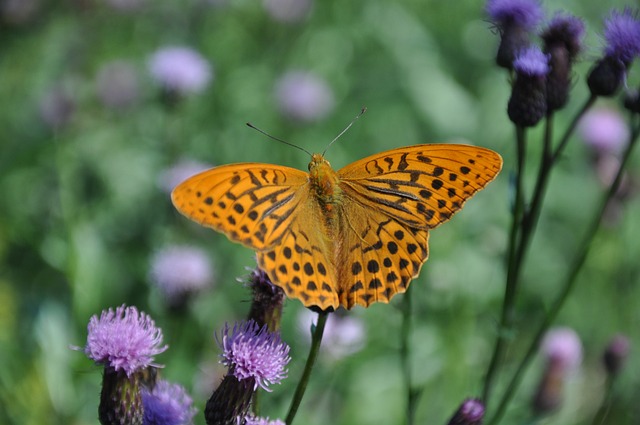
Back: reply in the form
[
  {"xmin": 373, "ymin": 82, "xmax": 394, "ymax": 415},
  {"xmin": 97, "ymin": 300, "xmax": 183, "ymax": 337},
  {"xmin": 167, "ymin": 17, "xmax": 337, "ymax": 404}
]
[
  {"xmin": 338, "ymin": 144, "xmax": 503, "ymax": 230},
  {"xmin": 172, "ymin": 163, "xmax": 309, "ymax": 250}
]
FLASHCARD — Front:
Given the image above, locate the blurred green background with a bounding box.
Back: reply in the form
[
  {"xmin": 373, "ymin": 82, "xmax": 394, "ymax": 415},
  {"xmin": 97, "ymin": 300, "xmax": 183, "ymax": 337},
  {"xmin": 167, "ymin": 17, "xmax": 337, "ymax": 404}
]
[{"xmin": 1, "ymin": 0, "xmax": 639, "ymax": 424}]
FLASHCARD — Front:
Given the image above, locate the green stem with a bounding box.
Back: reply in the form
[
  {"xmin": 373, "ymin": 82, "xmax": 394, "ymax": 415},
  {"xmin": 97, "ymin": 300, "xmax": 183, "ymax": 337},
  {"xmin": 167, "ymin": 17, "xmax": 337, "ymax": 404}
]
[
  {"xmin": 401, "ymin": 287, "xmax": 419, "ymax": 425},
  {"xmin": 487, "ymin": 122, "xmax": 640, "ymax": 425},
  {"xmin": 483, "ymin": 126, "xmax": 527, "ymax": 403},
  {"xmin": 552, "ymin": 95, "xmax": 597, "ymax": 162},
  {"xmin": 285, "ymin": 311, "xmax": 329, "ymax": 425}
]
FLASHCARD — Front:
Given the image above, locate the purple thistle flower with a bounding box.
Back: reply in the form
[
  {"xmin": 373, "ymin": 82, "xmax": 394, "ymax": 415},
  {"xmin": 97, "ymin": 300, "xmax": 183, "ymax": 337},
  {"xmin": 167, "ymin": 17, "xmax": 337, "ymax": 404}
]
[
  {"xmin": 541, "ymin": 14, "xmax": 585, "ymax": 111},
  {"xmin": 508, "ymin": 46, "xmax": 549, "ymax": 127},
  {"xmin": 513, "ymin": 47, "xmax": 549, "ymax": 75},
  {"xmin": 216, "ymin": 320, "xmax": 290, "ymax": 391},
  {"xmin": 604, "ymin": 9, "xmax": 640, "ymax": 65},
  {"xmin": 274, "ymin": 70, "xmax": 334, "ymax": 122},
  {"xmin": 245, "ymin": 415, "xmax": 286, "ymax": 425},
  {"xmin": 541, "ymin": 14, "xmax": 585, "ymax": 58},
  {"xmin": 247, "ymin": 266, "xmax": 285, "ymax": 331},
  {"xmin": 486, "ymin": 0, "xmax": 544, "ymax": 68},
  {"xmin": 142, "ymin": 380, "xmax": 196, "ymax": 425},
  {"xmin": 84, "ymin": 305, "xmax": 167, "ymax": 376},
  {"xmin": 588, "ymin": 9, "xmax": 640, "ymax": 97},
  {"xmin": 446, "ymin": 398, "xmax": 485, "ymax": 425},
  {"xmin": 148, "ymin": 46, "xmax": 212, "ymax": 96},
  {"xmin": 485, "ymin": 0, "xmax": 543, "ymax": 30}
]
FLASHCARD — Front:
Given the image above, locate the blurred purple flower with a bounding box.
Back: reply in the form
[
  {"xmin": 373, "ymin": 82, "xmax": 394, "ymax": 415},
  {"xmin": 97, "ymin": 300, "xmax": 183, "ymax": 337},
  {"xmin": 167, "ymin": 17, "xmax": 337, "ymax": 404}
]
[
  {"xmin": 96, "ymin": 60, "xmax": 140, "ymax": 110},
  {"xmin": 105, "ymin": 0, "xmax": 145, "ymax": 12},
  {"xmin": 149, "ymin": 246, "xmax": 214, "ymax": 303},
  {"xmin": 159, "ymin": 159, "xmax": 212, "ymax": 194},
  {"xmin": 603, "ymin": 334, "xmax": 630, "ymax": 375},
  {"xmin": 541, "ymin": 327, "xmax": 582, "ymax": 370},
  {"xmin": 275, "ymin": 71, "xmax": 334, "ymax": 122},
  {"xmin": 149, "ymin": 46, "xmax": 213, "ymax": 96},
  {"xmin": 142, "ymin": 380, "xmax": 196, "ymax": 425},
  {"xmin": 298, "ymin": 310, "xmax": 366, "ymax": 359},
  {"xmin": 217, "ymin": 320, "xmax": 290, "ymax": 391},
  {"xmin": 446, "ymin": 398, "xmax": 484, "ymax": 425},
  {"xmin": 533, "ymin": 327, "xmax": 582, "ymax": 414},
  {"xmin": 0, "ymin": 0, "xmax": 40, "ymax": 25},
  {"xmin": 84, "ymin": 305, "xmax": 167, "ymax": 376},
  {"xmin": 578, "ymin": 107, "xmax": 629, "ymax": 155},
  {"xmin": 245, "ymin": 415, "xmax": 286, "ymax": 425},
  {"xmin": 263, "ymin": 0, "xmax": 312, "ymax": 23},
  {"xmin": 39, "ymin": 86, "xmax": 75, "ymax": 130}
]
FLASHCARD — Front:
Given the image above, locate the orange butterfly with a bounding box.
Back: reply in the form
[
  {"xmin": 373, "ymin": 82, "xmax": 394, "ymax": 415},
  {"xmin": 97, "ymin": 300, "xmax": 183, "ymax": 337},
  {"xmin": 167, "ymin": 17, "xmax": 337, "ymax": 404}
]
[{"xmin": 172, "ymin": 144, "xmax": 502, "ymax": 311}]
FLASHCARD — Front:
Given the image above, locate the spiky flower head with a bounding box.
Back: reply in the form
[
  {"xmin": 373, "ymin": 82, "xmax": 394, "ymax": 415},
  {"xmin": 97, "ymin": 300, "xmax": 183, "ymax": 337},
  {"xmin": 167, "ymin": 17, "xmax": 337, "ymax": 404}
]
[
  {"xmin": 603, "ymin": 8, "xmax": 640, "ymax": 64},
  {"xmin": 486, "ymin": 0, "xmax": 544, "ymax": 68},
  {"xmin": 508, "ymin": 46, "xmax": 549, "ymax": 126},
  {"xmin": 446, "ymin": 398, "xmax": 485, "ymax": 425},
  {"xmin": 84, "ymin": 305, "xmax": 167, "ymax": 376},
  {"xmin": 486, "ymin": 0, "xmax": 543, "ymax": 29},
  {"xmin": 246, "ymin": 267, "xmax": 285, "ymax": 331},
  {"xmin": 142, "ymin": 380, "xmax": 196, "ymax": 425},
  {"xmin": 541, "ymin": 14, "xmax": 585, "ymax": 111},
  {"xmin": 588, "ymin": 9, "xmax": 640, "ymax": 97},
  {"xmin": 217, "ymin": 320, "xmax": 290, "ymax": 392}
]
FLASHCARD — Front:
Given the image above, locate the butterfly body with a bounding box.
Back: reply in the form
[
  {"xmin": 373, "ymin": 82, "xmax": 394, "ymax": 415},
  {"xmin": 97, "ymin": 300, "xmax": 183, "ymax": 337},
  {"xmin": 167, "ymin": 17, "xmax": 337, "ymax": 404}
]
[{"xmin": 172, "ymin": 144, "xmax": 502, "ymax": 311}]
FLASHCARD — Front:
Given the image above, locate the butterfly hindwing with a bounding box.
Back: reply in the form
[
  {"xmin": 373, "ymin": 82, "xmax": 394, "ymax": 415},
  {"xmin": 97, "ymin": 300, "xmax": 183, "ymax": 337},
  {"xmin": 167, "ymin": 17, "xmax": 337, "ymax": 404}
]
[
  {"xmin": 336, "ymin": 198, "xmax": 430, "ymax": 308},
  {"xmin": 338, "ymin": 144, "xmax": 503, "ymax": 230},
  {"xmin": 257, "ymin": 199, "xmax": 339, "ymax": 311},
  {"xmin": 172, "ymin": 163, "xmax": 309, "ymax": 250}
]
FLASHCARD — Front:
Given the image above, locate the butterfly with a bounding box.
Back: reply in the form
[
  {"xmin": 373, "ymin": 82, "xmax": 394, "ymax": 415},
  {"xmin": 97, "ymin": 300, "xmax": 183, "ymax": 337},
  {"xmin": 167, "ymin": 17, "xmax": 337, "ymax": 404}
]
[{"xmin": 172, "ymin": 144, "xmax": 502, "ymax": 311}]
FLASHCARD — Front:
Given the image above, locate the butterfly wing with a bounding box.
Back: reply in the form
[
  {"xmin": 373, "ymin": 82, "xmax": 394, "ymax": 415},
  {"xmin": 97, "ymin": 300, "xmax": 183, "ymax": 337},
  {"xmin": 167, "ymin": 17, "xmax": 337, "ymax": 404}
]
[
  {"xmin": 335, "ymin": 200, "xmax": 430, "ymax": 309},
  {"xmin": 172, "ymin": 163, "xmax": 309, "ymax": 250},
  {"xmin": 257, "ymin": 197, "xmax": 340, "ymax": 311},
  {"xmin": 338, "ymin": 144, "xmax": 503, "ymax": 230},
  {"xmin": 333, "ymin": 143, "xmax": 502, "ymax": 308}
]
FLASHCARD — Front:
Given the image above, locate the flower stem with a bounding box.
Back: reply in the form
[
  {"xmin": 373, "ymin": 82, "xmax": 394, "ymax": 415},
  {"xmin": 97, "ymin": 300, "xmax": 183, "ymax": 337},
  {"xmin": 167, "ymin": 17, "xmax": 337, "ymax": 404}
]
[
  {"xmin": 401, "ymin": 287, "xmax": 420, "ymax": 425},
  {"xmin": 487, "ymin": 121, "xmax": 640, "ymax": 425},
  {"xmin": 285, "ymin": 310, "xmax": 329, "ymax": 425},
  {"xmin": 483, "ymin": 125, "xmax": 527, "ymax": 403}
]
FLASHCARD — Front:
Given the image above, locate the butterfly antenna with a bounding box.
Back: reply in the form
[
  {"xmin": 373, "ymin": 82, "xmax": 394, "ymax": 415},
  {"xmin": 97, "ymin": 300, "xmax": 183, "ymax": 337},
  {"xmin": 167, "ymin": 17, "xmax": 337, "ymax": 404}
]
[
  {"xmin": 246, "ymin": 122, "xmax": 312, "ymax": 156},
  {"xmin": 322, "ymin": 107, "xmax": 367, "ymax": 156}
]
